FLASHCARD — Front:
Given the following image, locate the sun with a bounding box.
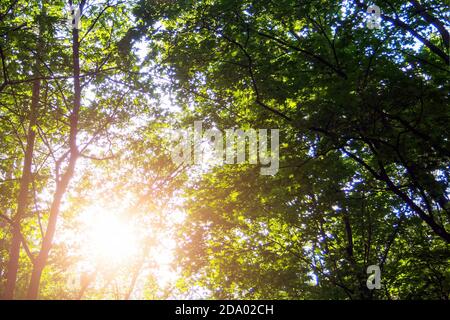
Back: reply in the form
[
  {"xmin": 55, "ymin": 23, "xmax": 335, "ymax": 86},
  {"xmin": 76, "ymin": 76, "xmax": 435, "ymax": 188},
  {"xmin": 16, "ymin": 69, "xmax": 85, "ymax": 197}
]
[
  {"xmin": 65, "ymin": 203, "xmax": 181, "ymax": 296},
  {"xmin": 79, "ymin": 207, "xmax": 140, "ymax": 266}
]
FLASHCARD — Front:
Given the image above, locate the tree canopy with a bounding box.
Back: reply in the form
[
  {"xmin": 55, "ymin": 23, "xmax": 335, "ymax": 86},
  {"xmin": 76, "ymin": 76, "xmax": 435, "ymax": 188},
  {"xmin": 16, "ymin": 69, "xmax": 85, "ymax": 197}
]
[{"xmin": 0, "ymin": 0, "xmax": 449, "ymax": 299}]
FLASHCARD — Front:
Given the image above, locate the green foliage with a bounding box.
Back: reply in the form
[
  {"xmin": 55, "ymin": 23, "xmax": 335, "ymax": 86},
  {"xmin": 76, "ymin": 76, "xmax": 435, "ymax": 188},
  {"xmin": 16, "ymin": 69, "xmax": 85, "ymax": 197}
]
[
  {"xmin": 134, "ymin": 0, "xmax": 450, "ymax": 299},
  {"xmin": 0, "ymin": 0, "xmax": 449, "ymax": 300}
]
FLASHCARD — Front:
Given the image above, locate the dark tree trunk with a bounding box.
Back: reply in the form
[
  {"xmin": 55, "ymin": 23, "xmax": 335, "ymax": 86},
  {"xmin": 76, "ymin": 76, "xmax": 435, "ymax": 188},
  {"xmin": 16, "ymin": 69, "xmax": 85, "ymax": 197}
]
[
  {"xmin": 26, "ymin": 0, "xmax": 83, "ymax": 299},
  {"xmin": 2, "ymin": 77, "xmax": 40, "ymax": 300}
]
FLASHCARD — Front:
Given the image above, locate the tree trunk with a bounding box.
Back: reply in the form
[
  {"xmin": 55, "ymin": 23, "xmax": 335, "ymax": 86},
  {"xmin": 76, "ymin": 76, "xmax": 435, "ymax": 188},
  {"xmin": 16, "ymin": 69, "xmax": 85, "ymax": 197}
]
[
  {"xmin": 2, "ymin": 3, "xmax": 46, "ymax": 297},
  {"xmin": 26, "ymin": 1, "xmax": 83, "ymax": 299},
  {"xmin": 2, "ymin": 77, "xmax": 40, "ymax": 300}
]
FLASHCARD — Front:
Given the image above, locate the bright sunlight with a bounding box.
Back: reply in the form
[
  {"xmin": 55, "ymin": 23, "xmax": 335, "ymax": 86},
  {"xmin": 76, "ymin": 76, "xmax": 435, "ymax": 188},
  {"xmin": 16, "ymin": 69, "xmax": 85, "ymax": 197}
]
[{"xmin": 81, "ymin": 208, "xmax": 139, "ymax": 265}]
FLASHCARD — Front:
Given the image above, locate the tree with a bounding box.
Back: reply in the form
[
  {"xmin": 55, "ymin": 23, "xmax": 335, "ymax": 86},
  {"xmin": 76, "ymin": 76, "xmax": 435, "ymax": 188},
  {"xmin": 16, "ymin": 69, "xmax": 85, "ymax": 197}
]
[
  {"xmin": 0, "ymin": 0, "xmax": 448, "ymax": 300},
  {"xmin": 1, "ymin": 0, "xmax": 151, "ymax": 299},
  {"xmin": 135, "ymin": 0, "xmax": 450, "ymax": 298}
]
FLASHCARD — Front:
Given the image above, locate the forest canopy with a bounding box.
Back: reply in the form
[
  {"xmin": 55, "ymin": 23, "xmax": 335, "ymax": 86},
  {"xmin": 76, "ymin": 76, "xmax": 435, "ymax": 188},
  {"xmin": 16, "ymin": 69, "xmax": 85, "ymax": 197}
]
[{"xmin": 0, "ymin": 0, "xmax": 449, "ymax": 300}]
